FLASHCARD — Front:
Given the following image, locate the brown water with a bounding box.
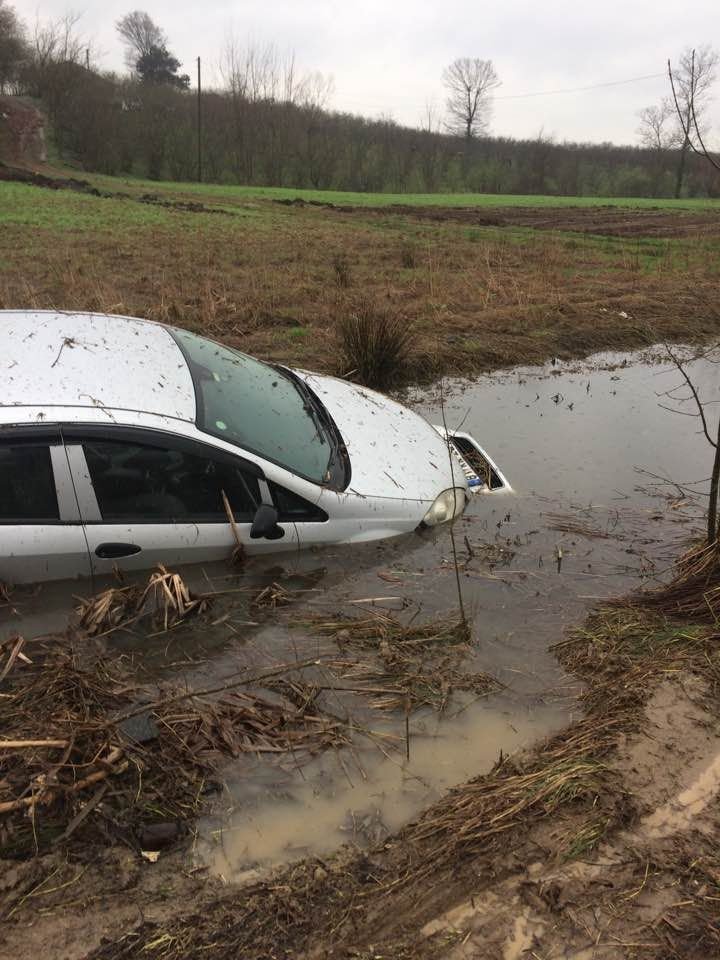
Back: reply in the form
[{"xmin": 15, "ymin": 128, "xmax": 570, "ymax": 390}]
[
  {"xmin": 199, "ymin": 699, "xmax": 567, "ymax": 878},
  {"xmin": 193, "ymin": 346, "xmax": 710, "ymax": 877},
  {"xmin": 2, "ymin": 345, "xmax": 713, "ymax": 876}
]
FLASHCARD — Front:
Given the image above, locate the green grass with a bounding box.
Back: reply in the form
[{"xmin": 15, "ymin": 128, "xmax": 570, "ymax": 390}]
[
  {"xmin": 87, "ymin": 173, "xmax": 720, "ymax": 211},
  {"xmin": 0, "ymin": 182, "xmax": 271, "ymax": 237},
  {"xmin": 0, "ymin": 182, "xmax": 173, "ymax": 231}
]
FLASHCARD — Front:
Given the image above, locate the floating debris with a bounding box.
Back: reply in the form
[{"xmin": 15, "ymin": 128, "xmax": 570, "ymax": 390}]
[
  {"xmin": 0, "ymin": 635, "xmax": 375, "ymax": 857},
  {"xmin": 75, "ymin": 565, "xmax": 209, "ymax": 636},
  {"xmin": 298, "ymin": 611, "xmax": 498, "ymax": 712},
  {"xmin": 251, "ymin": 582, "xmax": 295, "ymax": 610}
]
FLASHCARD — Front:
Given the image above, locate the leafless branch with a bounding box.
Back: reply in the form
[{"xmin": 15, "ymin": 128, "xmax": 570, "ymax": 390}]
[
  {"xmin": 690, "ymin": 96, "xmax": 720, "ymax": 172},
  {"xmin": 664, "ymin": 343, "xmax": 716, "ymax": 447},
  {"xmin": 668, "ymin": 50, "xmax": 720, "ymax": 170}
]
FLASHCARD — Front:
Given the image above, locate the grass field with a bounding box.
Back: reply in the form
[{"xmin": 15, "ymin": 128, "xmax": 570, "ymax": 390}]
[
  {"xmin": 87, "ymin": 173, "xmax": 720, "ymax": 211},
  {"xmin": 1, "ymin": 172, "xmax": 719, "ymax": 382},
  {"xmin": 3, "ymin": 170, "xmax": 720, "ymax": 959}
]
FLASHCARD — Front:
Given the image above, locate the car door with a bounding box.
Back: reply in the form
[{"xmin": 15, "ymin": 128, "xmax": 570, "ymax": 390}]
[
  {"xmin": 62, "ymin": 426, "xmax": 299, "ymax": 578},
  {"xmin": 0, "ymin": 427, "xmax": 92, "ymax": 584}
]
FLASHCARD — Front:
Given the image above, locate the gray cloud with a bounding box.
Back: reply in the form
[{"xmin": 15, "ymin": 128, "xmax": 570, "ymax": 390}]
[{"xmin": 12, "ymin": 0, "xmax": 720, "ymax": 144}]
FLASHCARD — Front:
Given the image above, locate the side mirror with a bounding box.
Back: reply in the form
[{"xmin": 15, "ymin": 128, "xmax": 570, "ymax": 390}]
[{"xmin": 250, "ymin": 503, "xmax": 285, "ymax": 540}]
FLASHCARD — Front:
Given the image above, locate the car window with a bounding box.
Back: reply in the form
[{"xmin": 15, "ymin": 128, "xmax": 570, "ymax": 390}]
[
  {"xmin": 269, "ymin": 482, "xmax": 327, "ymax": 522},
  {"xmin": 171, "ymin": 329, "xmax": 333, "ymax": 484},
  {"xmin": 83, "ymin": 440, "xmax": 261, "ymax": 523},
  {"xmin": 0, "ymin": 443, "xmax": 59, "ymax": 523}
]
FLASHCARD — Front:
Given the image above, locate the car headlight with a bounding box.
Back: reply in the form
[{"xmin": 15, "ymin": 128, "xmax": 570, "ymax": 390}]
[{"xmin": 422, "ymin": 488, "xmax": 467, "ymax": 527}]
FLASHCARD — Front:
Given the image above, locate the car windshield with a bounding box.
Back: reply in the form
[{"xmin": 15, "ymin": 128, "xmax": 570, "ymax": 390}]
[{"xmin": 172, "ymin": 329, "xmax": 332, "ymax": 483}]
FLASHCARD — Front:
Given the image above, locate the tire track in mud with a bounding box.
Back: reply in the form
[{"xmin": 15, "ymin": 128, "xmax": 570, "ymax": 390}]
[{"xmin": 421, "ymin": 673, "xmax": 720, "ymax": 960}]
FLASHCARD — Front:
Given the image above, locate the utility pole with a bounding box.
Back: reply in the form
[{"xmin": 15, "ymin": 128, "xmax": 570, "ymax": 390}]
[{"xmin": 197, "ymin": 56, "xmax": 202, "ymax": 183}]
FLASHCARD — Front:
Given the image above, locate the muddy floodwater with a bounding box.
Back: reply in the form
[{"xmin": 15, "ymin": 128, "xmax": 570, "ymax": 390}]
[
  {"xmin": 195, "ymin": 346, "xmax": 712, "ymax": 878},
  {"xmin": 3, "ymin": 345, "xmax": 714, "ymax": 879}
]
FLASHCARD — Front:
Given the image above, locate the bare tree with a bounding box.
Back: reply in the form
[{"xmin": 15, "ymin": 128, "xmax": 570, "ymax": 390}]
[
  {"xmin": 221, "ymin": 39, "xmax": 279, "ymax": 102},
  {"xmin": 116, "ymin": 11, "xmax": 166, "ymax": 72},
  {"xmin": 667, "ymin": 45, "xmax": 718, "ymax": 196},
  {"xmin": 637, "ymin": 98, "xmax": 681, "ymax": 152},
  {"xmin": 636, "ymin": 98, "xmax": 682, "ymax": 194},
  {"xmin": 220, "ymin": 37, "xmax": 332, "ymax": 107},
  {"xmin": 20, "ymin": 10, "xmax": 92, "ymax": 109},
  {"xmin": 30, "ymin": 11, "xmax": 87, "ymax": 70},
  {"xmin": 442, "ymin": 57, "xmax": 500, "ymax": 139},
  {"xmin": 295, "ymin": 71, "xmax": 334, "ymax": 111}
]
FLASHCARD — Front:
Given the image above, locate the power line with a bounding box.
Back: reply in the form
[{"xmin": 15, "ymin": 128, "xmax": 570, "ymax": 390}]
[
  {"xmin": 495, "ymin": 72, "xmax": 666, "ymax": 100},
  {"xmin": 332, "ymin": 71, "xmax": 667, "ymax": 114}
]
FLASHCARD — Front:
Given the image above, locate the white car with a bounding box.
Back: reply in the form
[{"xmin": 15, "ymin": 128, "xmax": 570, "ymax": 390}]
[{"xmin": 0, "ymin": 311, "xmax": 509, "ymax": 585}]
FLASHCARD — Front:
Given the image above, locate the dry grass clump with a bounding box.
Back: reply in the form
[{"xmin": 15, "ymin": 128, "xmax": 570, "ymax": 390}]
[
  {"xmin": 328, "ymin": 656, "xmax": 498, "ymax": 712},
  {"xmin": 310, "ymin": 611, "xmax": 471, "ymax": 650},
  {"xmin": 331, "ymin": 252, "xmax": 352, "ymax": 288},
  {"xmin": 408, "ymin": 726, "xmax": 613, "ymax": 853},
  {"xmin": 301, "ymin": 612, "xmax": 495, "ymax": 712},
  {"xmin": 625, "ymin": 539, "xmax": 720, "ymax": 622},
  {"xmin": 75, "ymin": 566, "xmax": 209, "ymax": 635},
  {"xmin": 250, "ymin": 581, "xmax": 295, "ymax": 611},
  {"xmin": 545, "ymin": 511, "xmax": 612, "ymax": 539},
  {"xmin": 399, "ymin": 243, "xmax": 417, "ymax": 268},
  {"xmin": 337, "ymin": 299, "xmax": 414, "ymax": 390}
]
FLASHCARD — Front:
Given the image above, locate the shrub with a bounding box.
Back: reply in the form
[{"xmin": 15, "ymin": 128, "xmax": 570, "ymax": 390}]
[{"xmin": 337, "ymin": 300, "xmax": 413, "ymax": 390}]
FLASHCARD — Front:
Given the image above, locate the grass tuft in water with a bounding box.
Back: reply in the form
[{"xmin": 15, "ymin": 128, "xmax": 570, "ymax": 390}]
[{"xmin": 336, "ymin": 299, "xmax": 414, "ymax": 390}]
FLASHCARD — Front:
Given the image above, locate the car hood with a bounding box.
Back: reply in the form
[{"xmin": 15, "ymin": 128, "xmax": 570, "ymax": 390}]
[{"xmin": 296, "ymin": 371, "xmax": 460, "ymax": 501}]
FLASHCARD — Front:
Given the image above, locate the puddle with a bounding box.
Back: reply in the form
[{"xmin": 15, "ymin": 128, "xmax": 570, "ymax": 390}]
[
  {"xmin": 199, "ymin": 693, "xmax": 567, "ymax": 876},
  {"xmin": 3, "ymin": 345, "xmax": 714, "ymax": 878}
]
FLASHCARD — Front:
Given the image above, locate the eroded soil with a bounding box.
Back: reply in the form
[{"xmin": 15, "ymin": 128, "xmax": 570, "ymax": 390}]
[{"xmin": 287, "ymin": 198, "xmax": 720, "ymax": 239}]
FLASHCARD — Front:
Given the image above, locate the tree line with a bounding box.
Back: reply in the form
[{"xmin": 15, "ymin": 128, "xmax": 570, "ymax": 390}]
[{"xmin": 0, "ymin": 3, "xmax": 718, "ymax": 197}]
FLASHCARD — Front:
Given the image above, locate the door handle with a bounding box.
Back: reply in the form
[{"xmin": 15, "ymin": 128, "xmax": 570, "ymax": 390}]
[{"xmin": 95, "ymin": 542, "xmax": 142, "ymax": 559}]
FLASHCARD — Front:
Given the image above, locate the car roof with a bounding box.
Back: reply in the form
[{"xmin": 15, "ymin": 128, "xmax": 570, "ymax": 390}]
[{"xmin": 0, "ymin": 311, "xmax": 196, "ymax": 425}]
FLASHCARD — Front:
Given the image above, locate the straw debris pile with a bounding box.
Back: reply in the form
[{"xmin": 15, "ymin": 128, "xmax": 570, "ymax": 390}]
[
  {"xmin": 304, "ymin": 612, "xmax": 499, "ymax": 712},
  {"xmin": 627, "ymin": 539, "xmax": 720, "ymax": 622},
  {"xmin": 75, "ymin": 565, "xmax": 210, "ymax": 635},
  {"xmin": 0, "ymin": 632, "xmax": 357, "ymax": 857}
]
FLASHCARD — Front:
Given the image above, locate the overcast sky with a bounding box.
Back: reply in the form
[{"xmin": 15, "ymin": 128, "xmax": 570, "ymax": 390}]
[{"xmin": 12, "ymin": 0, "xmax": 720, "ymax": 145}]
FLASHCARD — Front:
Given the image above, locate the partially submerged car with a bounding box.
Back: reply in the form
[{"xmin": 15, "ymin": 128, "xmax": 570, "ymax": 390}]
[{"xmin": 0, "ymin": 311, "xmax": 509, "ymax": 584}]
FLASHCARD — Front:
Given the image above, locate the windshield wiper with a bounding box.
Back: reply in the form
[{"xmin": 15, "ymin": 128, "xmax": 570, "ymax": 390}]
[
  {"xmin": 272, "ymin": 364, "xmax": 350, "ymax": 489},
  {"xmin": 272, "ymin": 365, "xmax": 327, "ymax": 446}
]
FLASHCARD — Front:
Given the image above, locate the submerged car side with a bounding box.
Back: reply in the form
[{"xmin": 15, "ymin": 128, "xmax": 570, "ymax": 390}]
[{"xmin": 0, "ymin": 311, "xmax": 509, "ymax": 584}]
